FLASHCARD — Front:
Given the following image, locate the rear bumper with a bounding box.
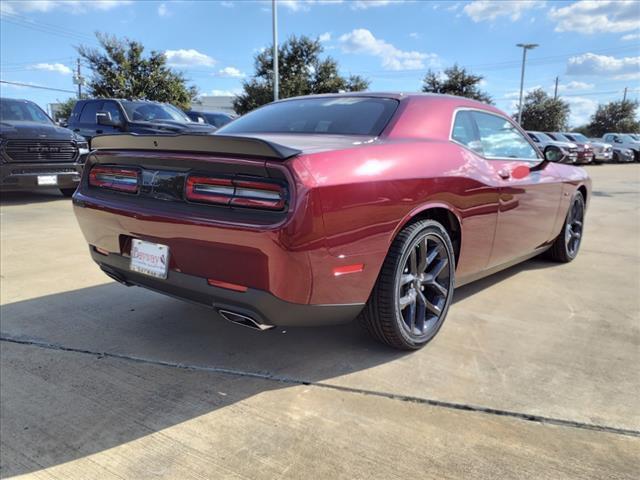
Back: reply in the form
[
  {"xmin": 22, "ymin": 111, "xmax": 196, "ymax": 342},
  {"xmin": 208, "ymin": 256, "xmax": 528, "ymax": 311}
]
[
  {"xmin": 0, "ymin": 162, "xmax": 81, "ymax": 191},
  {"xmin": 91, "ymin": 248, "xmax": 363, "ymax": 327},
  {"xmin": 594, "ymin": 151, "xmax": 613, "ymax": 161}
]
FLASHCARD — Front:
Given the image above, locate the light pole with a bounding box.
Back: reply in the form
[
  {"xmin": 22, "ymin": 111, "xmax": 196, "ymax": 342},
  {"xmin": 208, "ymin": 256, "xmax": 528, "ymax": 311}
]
[
  {"xmin": 516, "ymin": 43, "xmax": 538, "ymax": 125},
  {"xmin": 272, "ymin": 0, "xmax": 279, "ymax": 101}
]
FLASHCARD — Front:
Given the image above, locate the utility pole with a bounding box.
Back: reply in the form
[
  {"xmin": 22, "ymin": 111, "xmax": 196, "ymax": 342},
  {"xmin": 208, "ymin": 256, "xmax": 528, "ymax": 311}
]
[
  {"xmin": 623, "ymin": 87, "xmax": 628, "ymax": 101},
  {"xmin": 516, "ymin": 43, "xmax": 538, "ymax": 125},
  {"xmin": 73, "ymin": 58, "xmax": 84, "ymax": 99},
  {"xmin": 553, "ymin": 76, "xmax": 559, "ymax": 100},
  {"xmin": 272, "ymin": 0, "xmax": 279, "ymax": 101}
]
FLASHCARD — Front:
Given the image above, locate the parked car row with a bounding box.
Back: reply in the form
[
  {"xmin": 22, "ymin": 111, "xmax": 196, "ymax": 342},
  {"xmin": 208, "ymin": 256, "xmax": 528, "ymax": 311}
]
[{"xmin": 527, "ymin": 130, "xmax": 639, "ymax": 164}]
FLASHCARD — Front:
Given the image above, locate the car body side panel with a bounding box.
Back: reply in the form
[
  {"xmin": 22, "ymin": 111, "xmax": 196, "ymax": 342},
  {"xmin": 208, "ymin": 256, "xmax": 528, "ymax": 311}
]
[{"xmin": 293, "ymin": 140, "xmax": 501, "ymax": 302}]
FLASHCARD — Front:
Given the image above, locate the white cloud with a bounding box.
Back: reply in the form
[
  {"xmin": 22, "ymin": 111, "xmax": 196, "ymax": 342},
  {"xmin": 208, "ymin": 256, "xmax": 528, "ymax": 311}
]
[
  {"xmin": 214, "ymin": 67, "xmax": 245, "ymax": 78},
  {"xmin": 567, "ymin": 53, "xmax": 640, "ymax": 79},
  {"xmin": 339, "ymin": 28, "xmax": 438, "ymax": 71},
  {"xmin": 622, "ymin": 33, "xmax": 640, "ymax": 41},
  {"xmin": 408, "ymin": 32, "xmax": 421, "ymax": 39},
  {"xmin": 564, "ymin": 96, "xmax": 598, "ymax": 126},
  {"xmin": 549, "ymin": 0, "xmax": 640, "ymax": 34},
  {"xmin": 319, "ymin": 32, "xmax": 331, "ymax": 42},
  {"xmin": 464, "ymin": 0, "xmax": 545, "ymax": 22},
  {"xmin": 157, "ymin": 3, "xmax": 170, "ymax": 16},
  {"xmin": 352, "ymin": 0, "xmax": 403, "ymax": 10},
  {"xmin": 556, "ymin": 80, "xmax": 594, "ymax": 92},
  {"xmin": 164, "ymin": 49, "xmax": 216, "ymax": 67},
  {"xmin": 204, "ymin": 89, "xmax": 242, "ymax": 97},
  {"xmin": 2, "ymin": 0, "xmax": 131, "ymax": 14},
  {"xmin": 220, "ymin": 0, "xmax": 234, "ymax": 6},
  {"xmin": 30, "ymin": 62, "xmax": 72, "ymax": 75},
  {"xmin": 277, "ymin": 0, "xmax": 343, "ymax": 12}
]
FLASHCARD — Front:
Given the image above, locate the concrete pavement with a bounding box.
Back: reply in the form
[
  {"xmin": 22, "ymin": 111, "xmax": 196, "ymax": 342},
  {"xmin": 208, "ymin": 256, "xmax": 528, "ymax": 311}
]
[{"xmin": 1, "ymin": 164, "xmax": 639, "ymax": 479}]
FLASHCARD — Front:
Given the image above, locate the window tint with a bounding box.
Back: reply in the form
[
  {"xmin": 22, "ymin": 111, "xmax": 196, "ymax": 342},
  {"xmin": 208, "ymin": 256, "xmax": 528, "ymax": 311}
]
[
  {"xmin": 472, "ymin": 112, "xmax": 538, "ymax": 160},
  {"xmin": 80, "ymin": 101, "xmax": 101, "ymax": 123},
  {"xmin": 218, "ymin": 97, "xmax": 399, "ymax": 136},
  {"xmin": 205, "ymin": 113, "xmax": 233, "ymax": 128},
  {"xmin": 102, "ymin": 101, "xmax": 122, "ymax": 124},
  {"xmin": 451, "ymin": 110, "xmax": 482, "ymax": 154}
]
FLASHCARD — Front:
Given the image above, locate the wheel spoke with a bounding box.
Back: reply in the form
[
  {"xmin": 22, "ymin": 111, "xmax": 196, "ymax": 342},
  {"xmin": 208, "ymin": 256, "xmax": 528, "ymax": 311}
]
[
  {"xmin": 417, "ymin": 238, "xmax": 428, "ymax": 273},
  {"xmin": 426, "ymin": 247, "xmax": 438, "ymax": 267},
  {"xmin": 400, "ymin": 274, "xmax": 415, "ymax": 285},
  {"xmin": 429, "ymin": 280, "xmax": 448, "ymax": 297},
  {"xmin": 429, "ymin": 258, "xmax": 449, "ymax": 279},
  {"xmin": 425, "ymin": 297, "xmax": 442, "ymax": 316},
  {"xmin": 407, "ymin": 300, "xmax": 417, "ymax": 331},
  {"xmin": 399, "ymin": 291, "xmax": 415, "ymax": 309},
  {"xmin": 409, "ymin": 248, "xmax": 418, "ymax": 275}
]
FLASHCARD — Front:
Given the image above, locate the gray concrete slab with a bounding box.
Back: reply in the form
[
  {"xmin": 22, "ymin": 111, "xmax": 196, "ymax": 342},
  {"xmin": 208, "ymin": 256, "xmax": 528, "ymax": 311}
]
[
  {"xmin": 2, "ymin": 341, "xmax": 638, "ymax": 480},
  {"xmin": 1, "ymin": 166, "xmax": 639, "ymax": 478}
]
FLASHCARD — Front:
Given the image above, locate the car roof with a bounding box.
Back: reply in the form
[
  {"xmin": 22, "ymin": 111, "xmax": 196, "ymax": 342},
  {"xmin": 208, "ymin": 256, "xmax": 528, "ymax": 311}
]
[{"xmin": 278, "ymin": 91, "xmax": 491, "ymax": 106}]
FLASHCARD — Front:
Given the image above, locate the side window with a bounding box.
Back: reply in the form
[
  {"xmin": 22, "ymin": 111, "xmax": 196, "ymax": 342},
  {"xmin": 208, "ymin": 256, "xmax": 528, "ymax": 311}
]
[
  {"xmin": 102, "ymin": 101, "xmax": 122, "ymax": 124},
  {"xmin": 472, "ymin": 111, "xmax": 539, "ymax": 160},
  {"xmin": 79, "ymin": 101, "xmax": 101, "ymax": 124},
  {"xmin": 528, "ymin": 133, "xmax": 539, "ymax": 142},
  {"xmin": 451, "ymin": 110, "xmax": 483, "ymax": 155}
]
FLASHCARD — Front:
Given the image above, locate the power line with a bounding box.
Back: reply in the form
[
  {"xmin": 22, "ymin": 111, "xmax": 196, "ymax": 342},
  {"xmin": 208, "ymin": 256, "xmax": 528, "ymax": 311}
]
[
  {"xmin": 0, "ymin": 80, "xmax": 76, "ymax": 94},
  {"xmin": 0, "ymin": 11, "xmax": 95, "ymax": 43}
]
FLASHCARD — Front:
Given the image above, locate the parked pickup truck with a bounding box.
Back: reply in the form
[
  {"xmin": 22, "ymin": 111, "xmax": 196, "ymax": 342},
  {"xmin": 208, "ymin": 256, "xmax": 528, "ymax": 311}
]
[
  {"xmin": 601, "ymin": 133, "xmax": 640, "ymax": 162},
  {"xmin": 68, "ymin": 99, "xmax": 216, "ymax": 142},
  {"xmin": 1, "ymin": 97, "xmax": 89, "ymax": 197}
]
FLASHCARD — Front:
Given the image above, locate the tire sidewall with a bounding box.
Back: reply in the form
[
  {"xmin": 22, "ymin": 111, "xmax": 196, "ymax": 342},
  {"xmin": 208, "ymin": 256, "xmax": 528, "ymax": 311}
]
[{"xmin": 564, "ymin": 191, "xmax": 585, "ymax": 260}]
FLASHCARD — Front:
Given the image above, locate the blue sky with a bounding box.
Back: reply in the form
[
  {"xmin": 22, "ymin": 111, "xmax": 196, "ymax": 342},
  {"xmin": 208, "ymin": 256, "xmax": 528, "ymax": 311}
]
[{"xmin": 1, "ymin": 0, "xmax": 639, "ymax": 126}]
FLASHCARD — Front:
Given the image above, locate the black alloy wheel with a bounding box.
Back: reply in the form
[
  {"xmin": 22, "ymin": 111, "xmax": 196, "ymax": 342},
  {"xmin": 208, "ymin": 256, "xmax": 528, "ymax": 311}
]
[
  {"xmin": 549, "ymin": 191, "xmax": 585, "ymax": 262},
  {"xmin": 360, "ymin": 220, "xmax": 455, "ymax": 350}
]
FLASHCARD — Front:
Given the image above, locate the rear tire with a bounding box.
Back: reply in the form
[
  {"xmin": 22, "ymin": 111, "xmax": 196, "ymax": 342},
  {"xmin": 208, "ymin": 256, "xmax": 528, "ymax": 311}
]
[
  {"xmin": 360, "ymin": 220, "xmax": 455, "ymax": 350},
  {"xmin": 59, "ymin": 188, "xmax": 76, "ymax": 198},
  {"xmin": 548, "ymin": 191, "xmax": 585, "ymax": 263}
]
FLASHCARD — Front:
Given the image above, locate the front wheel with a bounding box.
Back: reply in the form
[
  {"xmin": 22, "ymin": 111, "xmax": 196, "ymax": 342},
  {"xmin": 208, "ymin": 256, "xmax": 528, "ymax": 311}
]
[
  {"xmin": 360, "ymin": 220, "xmax": 455, "ymax": 350},
  {"xmin": 548, "ymin": 191, "xmax": 585, "ymax": 262}
]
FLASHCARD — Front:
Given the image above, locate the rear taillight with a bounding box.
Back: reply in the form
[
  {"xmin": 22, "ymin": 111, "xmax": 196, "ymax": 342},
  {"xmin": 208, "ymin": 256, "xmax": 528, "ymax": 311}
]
[
  {"xmin": 185, "ymin": 175, "xmax": 286, "ymax": 210},
  {"xmin": 89, "ymin": 166, "xmax": 139, "ymax": 193}
]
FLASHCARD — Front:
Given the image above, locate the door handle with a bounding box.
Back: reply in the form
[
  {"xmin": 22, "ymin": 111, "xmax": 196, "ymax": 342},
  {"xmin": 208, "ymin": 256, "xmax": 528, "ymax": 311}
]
[{"xmin": 498, "ymin": 168, "xmax": 511, "ymax": 179}]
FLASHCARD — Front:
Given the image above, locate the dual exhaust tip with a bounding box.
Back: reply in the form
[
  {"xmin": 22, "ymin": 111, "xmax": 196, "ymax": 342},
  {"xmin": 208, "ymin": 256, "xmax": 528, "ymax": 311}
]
[{"xmin": 218, "ymin": 309, "xmax": 275, "ymax": 331}]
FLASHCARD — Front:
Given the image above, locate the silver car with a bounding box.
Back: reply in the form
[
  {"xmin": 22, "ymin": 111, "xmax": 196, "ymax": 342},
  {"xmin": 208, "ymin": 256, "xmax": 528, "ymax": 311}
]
[
  {"xmin": 527, "ymin": 131, "xmax": 578, "ymax": 163},
  {"xmin": 561, "ymin": 132, "xmax": 613, "ymax": 163}
]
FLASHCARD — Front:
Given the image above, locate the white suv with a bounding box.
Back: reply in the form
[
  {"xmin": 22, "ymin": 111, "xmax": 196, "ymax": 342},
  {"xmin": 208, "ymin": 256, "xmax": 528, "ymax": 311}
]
[
  {"xmin": 527, "ymin": 131, "xmax": 578, "ymax": 163},
  {"xmin": 602, "ymin": 133, "xmax": 640, "ymax": 162}
]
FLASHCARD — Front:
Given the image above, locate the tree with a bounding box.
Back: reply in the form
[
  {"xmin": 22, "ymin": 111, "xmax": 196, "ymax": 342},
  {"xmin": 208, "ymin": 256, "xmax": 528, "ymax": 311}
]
[
  {"xmin": 53, "ymin": 98, "xmax": 77, "ymax": 123},
  {"xmin": 421, "ymin": 64, "xmax": 492, "ymax": 103},
  {"xmin": 518, "ymin": 88, "xmax": 569, "ymax": 131},
  {"xmin": 233, "ymin": 35, "xmax": 369, "ymax": 115},
  {"xmin": 586, "ymin": 100, "xmax": 640, "ymax": 137},
  {"xmin": 78, "ymin": 33, "xmax": 197, "ymax": 110}
]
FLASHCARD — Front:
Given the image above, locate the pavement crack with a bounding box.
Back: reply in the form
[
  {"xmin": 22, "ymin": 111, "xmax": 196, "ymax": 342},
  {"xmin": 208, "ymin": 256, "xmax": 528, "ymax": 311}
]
[{"xmin": 2, "ymin": 334, "xmax": 639, "ymax": 439}]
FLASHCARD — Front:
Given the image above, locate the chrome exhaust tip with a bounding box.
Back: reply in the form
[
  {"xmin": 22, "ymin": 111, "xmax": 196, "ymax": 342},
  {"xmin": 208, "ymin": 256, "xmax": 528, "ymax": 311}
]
[{"xmin": 218, "ymin": 309, "xmax": 275, "ymax": 331}]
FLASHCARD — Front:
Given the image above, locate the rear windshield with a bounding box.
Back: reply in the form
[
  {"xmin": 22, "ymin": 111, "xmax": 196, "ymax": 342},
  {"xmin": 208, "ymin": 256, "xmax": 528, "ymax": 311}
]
[{"xmin": 218, "ymin": 97, "xmax": 399, "ymax": 136}]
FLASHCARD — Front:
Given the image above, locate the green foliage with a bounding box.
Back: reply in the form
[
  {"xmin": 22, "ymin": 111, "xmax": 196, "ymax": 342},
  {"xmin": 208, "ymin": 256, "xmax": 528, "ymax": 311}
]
[
  {"xmin": 77, "ymin": 33, "xmax": 197, "ymax": 110},
  {"xmin": 518, "ymin": 88, "xmax": 569, "ymax": 131},
  {"xmin": 54, "ymin": 98, "xmax": 77, "ymax": 122},
  {"xmin": 421, "ymin": 64, "xmax": 492, "ymax": 104},
  {"xmin": 586, "ymin": 100, "xmax": 640, "ymax": 137},
  {"xmin": 233, "ymin": 35, "xmax": 369, "ymax": 115}
]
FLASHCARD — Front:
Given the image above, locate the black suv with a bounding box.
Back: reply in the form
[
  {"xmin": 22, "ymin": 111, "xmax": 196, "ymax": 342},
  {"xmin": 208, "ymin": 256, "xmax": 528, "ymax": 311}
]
[
  {"xmin": 68, "ymin": 99, "xmax": 216, "ymax": 142},
  {"xmin": 1, "ymin": 98, "xmax": 89, "ymax": 197}
]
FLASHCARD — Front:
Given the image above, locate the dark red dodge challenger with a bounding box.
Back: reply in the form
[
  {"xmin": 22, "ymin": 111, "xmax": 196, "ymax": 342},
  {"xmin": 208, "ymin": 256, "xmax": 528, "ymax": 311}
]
[{"xmin": 73, "ymin": 93, "xmax": 590, "ymax": 350}]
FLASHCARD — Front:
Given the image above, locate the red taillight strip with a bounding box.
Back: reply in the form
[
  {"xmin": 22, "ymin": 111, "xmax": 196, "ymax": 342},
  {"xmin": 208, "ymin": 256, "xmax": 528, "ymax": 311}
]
[
  {"xmin": 185, "ymin": 176, "xmax": 234, "ymax": 204},
  {"xmin": 185, "ymin": 175, "xmax": 286, "ymax": 210},
  {"xmin": 207, "ymin": 279, "xmax": 248, "ymax": 292},
  {"xmin": 89, "ymin": 166, "xmax": 139, "ymax": 193}
]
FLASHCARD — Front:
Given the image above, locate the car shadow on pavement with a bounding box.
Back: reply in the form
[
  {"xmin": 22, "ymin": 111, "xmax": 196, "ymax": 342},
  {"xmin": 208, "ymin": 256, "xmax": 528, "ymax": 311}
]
[
  {"xmin": 0, "ymin": 189, "xmax": 71, "ymax": 206},
  {"xmin": 0, "ymin": 256, "xmax": 559, "ymax": 477}
]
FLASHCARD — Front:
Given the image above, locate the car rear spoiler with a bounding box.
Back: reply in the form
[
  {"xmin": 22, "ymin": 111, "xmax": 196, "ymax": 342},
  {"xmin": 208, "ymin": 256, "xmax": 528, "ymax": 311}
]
[{"xmin": 90, "ymin": 133, "xmax": 301, "ymax": 160}]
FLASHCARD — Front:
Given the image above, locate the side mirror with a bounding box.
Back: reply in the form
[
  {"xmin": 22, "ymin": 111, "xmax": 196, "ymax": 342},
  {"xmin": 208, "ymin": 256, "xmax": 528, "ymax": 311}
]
[
  {"xmin": 544, "ymin": 148, "xmax": 564, "ymax": 163},
  {"xmin": 96, "ymin": 111, "xmax": 119, "ymax": 127}
]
